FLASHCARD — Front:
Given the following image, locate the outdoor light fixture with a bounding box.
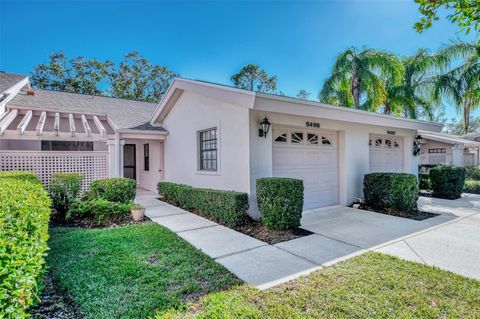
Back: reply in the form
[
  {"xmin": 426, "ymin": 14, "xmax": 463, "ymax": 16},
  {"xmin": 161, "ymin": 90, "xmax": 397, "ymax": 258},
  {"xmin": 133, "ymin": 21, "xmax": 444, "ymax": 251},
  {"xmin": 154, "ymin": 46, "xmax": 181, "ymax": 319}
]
[
  {"xmin": 413, "ymin": 134, "xmax": 423, "ymax": 156},
  {"xmin": 259, "ymin": 116, "xmax": 271, "ymax": 138}
]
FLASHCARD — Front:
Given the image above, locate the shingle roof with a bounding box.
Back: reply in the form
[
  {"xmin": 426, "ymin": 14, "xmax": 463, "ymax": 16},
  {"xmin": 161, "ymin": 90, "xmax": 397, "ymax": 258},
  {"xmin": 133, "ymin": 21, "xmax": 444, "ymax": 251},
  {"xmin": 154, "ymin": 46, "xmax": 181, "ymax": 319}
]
[
  {"xmin": 463, "ymin": 132, "xmax": 480, "ymax": 141},
  {"xmin": 8, "ymin": 89, "xmax": 165, "ymax": 131},
  {"xmin": 419, "ymin": 130, "xmax": 480, "ymax": 147},
  {"xmin": 0, "ymin": 72, "xmax": 27, "ymax": 93}
]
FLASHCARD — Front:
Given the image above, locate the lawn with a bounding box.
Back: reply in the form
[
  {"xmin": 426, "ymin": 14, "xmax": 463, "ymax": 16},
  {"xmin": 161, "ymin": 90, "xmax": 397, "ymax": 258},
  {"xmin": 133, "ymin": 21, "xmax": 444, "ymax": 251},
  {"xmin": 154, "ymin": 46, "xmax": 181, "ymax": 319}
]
[
  {"xmin": 46, "ymin": 222, "xmax": 241, "ymax": 319},
  {"xmin": 157, "ymin": 252, "xmax": 480, "ymax": 319}
]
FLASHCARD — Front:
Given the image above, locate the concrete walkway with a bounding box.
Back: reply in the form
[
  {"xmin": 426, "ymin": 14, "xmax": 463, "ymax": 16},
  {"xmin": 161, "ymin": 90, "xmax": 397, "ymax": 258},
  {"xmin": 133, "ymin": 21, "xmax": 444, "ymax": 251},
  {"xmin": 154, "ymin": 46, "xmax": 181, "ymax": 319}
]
[{"xmin": 136, "ymin": 188, "xmax": 480, "ymax": 288}]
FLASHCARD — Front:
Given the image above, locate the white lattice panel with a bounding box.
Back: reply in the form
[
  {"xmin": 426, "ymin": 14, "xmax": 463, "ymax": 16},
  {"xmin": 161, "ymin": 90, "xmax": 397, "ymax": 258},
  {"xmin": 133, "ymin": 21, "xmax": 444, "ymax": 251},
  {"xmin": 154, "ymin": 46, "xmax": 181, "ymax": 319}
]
[{"xmin": 0, "ymin": 151, "xmax": 108, "ymax": 192}]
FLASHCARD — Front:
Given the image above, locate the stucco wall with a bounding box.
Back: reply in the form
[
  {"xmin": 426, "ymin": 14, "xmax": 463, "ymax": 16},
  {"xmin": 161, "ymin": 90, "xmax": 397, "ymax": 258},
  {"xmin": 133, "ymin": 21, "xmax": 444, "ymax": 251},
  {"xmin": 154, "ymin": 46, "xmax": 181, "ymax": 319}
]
[
  {"xmin": 161, "ymin": 91, "xmax": 250, "ymax": 193},
  {"xmin": 248, "ymin": 109, "xmax": 418, "ymax": 217},
  {"xmin": 123, "ymin": 139, "xmax": 164, "ymax": 191}
]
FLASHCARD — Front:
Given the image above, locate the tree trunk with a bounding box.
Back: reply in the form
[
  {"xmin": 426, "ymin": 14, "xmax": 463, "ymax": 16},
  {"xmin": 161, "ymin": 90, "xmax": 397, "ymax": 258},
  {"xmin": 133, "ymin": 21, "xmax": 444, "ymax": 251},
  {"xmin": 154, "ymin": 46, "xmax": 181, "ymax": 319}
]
[
  {"xmin": 463, "ymin": 98, "xmax": 471, "ymax": 134},
  {"xmin": 351, "ymin": 74, "xmax": 360, "ymax": 109},
  {"xmin": 384, "ymin": 102, "xmax": 391, "ymax": 115}
]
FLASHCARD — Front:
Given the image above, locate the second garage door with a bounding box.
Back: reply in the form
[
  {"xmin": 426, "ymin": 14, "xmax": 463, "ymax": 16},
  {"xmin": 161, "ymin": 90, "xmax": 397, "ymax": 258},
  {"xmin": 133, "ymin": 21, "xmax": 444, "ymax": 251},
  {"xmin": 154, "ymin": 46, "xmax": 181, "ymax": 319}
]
[
  {"xmin": 369, "ymin": 134, "xmax": 404, "ymax": 173},
  {"xmin": 272, "ymin": 127, "xmax": 339, "ymax": 210}
]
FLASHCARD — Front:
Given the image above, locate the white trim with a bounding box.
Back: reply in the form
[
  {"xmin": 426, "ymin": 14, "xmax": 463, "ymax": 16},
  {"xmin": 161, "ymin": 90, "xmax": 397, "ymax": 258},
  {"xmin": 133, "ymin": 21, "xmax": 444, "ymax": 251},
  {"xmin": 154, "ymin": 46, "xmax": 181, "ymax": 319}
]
[
  {"xmin": 69, "ymin": 113, "xmax": 76, "ymax": 137},
  {"xmin": 0, "ymin": 109, "xmax": 18, "ymax": 134},
  {"xmin": 81, "ymin": 114, "xmax": 92, "ymax": 137},
  {"xmin": 93, "ymin": 116, "xmax": 106, "ymax": 137},
  {"xmin": 53, "ymin": 112, "xmax": 60, "ymax": 136},
  {"xmin": 16, "ymin": 110, "xmax": 32, "ymax": 134},
  {"xmin": 36, "ymin": 111, "xmax": 46, "ymax": 136},
  {"xmin": 0, "ymin": 76, "xmax": 29, "ymax": 113}
]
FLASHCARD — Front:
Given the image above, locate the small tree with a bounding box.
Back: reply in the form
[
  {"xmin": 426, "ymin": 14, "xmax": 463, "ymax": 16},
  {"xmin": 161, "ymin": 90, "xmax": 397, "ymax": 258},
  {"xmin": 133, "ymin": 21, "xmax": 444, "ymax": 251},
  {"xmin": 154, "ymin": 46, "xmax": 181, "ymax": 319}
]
[
  {"xmin": 231, "ymin": 64, "xmax": 277, "ymax": 93},
  {"xmin": 296, "ymin": 89, "xmax": 311, "ymax": 100}
]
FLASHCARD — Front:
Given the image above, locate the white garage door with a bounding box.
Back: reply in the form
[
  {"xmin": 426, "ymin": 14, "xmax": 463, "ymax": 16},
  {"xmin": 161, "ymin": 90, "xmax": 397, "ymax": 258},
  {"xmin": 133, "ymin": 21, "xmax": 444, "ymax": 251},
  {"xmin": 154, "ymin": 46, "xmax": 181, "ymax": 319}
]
[
  {"xmin": 369, "ymin": 134, "xmax": 404, "ymax": 173},
  {"xmin": 272, "ymin": 128, "xmax": 339, "ymax": 210}
]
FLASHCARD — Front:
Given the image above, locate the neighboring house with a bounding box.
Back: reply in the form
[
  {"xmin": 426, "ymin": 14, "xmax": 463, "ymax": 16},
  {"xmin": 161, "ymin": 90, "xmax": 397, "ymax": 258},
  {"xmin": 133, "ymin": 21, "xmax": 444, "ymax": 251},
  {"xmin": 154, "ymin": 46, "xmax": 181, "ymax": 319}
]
[
  {"xmin": 1, "ymin": 72, "xmax": 442, "ymax": 217},
  {"xmin": 419, "ymin": 130, "xmax": 480, "ymax": 167},
  {"xmin": 463, "ymin": 132, "xmax": 480, "ymax": 142}
]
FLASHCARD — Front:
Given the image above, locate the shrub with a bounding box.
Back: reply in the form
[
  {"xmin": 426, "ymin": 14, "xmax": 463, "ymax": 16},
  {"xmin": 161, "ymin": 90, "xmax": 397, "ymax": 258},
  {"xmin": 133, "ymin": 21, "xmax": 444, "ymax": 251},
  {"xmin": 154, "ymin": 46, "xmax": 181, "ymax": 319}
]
[
  {"xmin": 464, "ymin": 180, "xmax": 480, "ymax": 194},
  {"xmin": 85, "ymin": 178, "xmax": 136, "ymax": 203},
  {"xmin": 157, "ymin": 182, "xmax": 248, "ymax": 227},
  {"xmin": 49, "ymin": 172, "xmax": 83, "ymax": 218},
  {"xmin": 418, "ymin": 172, "xmax": 431, "ymax": 190},
  {"xmin": 364, "ymin": 173, "xmax": 418, "ymax": 212},
  {"xmin": 429, "ymin": 165, "xmax": 466, "ymax": 199},
  {"xmin": 256, "ymin": 178, "xmax": 304, "ymax": 230},
  {"xmin": 0, "ymin": 178, "xmax": 51, "ymax": 317},
  {"xmin": 67, "ymin": 199, "xmax": 132, "ymax": 224},
  {"xmin": 0, "ymin": 170, "xmax": 40, "ymax": 184},
  {"xmin": 465, "ymin": 165, "xmax": 480, "ymax": 180}
]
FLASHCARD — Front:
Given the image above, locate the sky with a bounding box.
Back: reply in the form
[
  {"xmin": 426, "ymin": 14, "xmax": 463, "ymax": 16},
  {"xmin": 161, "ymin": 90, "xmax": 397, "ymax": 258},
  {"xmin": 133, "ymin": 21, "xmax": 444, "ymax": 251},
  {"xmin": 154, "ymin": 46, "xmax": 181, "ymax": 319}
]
[{"xmin": 0, "ymin": 0, "xmax": 477, "ymax": 121}]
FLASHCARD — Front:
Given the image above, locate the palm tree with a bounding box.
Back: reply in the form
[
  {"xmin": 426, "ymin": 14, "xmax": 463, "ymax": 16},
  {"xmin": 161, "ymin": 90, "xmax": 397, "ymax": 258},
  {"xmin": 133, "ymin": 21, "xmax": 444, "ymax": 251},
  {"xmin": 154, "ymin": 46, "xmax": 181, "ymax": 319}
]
[
  {"xmin": 319, "ymin": 48, "xmax": 403, "ymax": 110},
  {"xmin": 380, "ymin": 49, "xmax": 446, "ymax": 119},
  {"xmin": 433, "ymin": 40, "xmax": 480, "ymax": 133}
]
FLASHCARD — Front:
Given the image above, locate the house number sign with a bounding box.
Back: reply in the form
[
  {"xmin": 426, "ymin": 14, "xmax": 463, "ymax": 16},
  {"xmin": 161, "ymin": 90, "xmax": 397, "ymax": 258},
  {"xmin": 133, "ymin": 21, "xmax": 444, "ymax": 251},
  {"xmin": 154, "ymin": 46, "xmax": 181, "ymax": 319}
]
[
  {"xmin": 387, "ymin": 130, "xmax": 396, "ymax": 135},
  {"xmin": 306, "ymin": 121, "xmax": 320, "ymax": 128}
]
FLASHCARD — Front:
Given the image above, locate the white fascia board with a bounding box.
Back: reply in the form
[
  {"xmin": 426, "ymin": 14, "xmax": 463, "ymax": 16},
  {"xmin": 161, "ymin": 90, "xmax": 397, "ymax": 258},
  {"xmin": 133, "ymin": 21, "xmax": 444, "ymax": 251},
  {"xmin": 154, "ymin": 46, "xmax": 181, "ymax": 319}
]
[
  {"xmin": 149, "ymin": 78, "xmax": 256, "ymax": 125},
  {"xmin": 0, "ymin": 77, "xmax": 29, "ymax": 113},
  {"xmin": 420, "ymin": 132, "xmax": 480, "ymax": 147},
  {"xmin": 253, "ymin": 94, "xmax": 443, "ymax": 132}
]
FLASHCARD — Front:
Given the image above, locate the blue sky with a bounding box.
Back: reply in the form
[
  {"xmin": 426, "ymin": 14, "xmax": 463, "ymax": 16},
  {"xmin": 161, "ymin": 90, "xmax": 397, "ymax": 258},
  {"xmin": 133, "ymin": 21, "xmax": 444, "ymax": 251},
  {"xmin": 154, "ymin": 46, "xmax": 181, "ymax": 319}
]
[{"xmin": 0, "ymin": 0, "xmax": 477, "ymax": 120}]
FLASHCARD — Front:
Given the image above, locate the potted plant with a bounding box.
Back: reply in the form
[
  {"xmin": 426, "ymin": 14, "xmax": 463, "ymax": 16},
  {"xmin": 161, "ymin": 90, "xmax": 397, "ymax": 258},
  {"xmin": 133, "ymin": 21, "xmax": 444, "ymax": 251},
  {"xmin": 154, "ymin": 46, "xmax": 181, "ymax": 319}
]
[{"xmin": 131, "ymin": 203, "xmax": 145, "ymax": 221}]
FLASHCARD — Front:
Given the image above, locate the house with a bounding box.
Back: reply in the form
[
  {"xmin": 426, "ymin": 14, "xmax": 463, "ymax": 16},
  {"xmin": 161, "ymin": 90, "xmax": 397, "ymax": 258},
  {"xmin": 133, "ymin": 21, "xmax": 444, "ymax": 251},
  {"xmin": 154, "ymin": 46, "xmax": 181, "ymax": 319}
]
[
  {"xmin": 1, "ymin": 72, "xmax": 442, "ymax": 217},
  {"xmin": 463, "ymin": 132, "xmax": 480, "ymax": 142},
  {"xmin": 419, "ymin": 130, "xmax": 480, "ymax": 167}
]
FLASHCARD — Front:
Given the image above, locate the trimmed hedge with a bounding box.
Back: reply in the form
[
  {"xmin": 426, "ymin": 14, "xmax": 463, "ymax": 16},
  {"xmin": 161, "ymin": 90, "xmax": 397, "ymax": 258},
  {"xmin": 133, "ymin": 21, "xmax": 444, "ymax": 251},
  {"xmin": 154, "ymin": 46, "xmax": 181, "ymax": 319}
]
[
  {"xmin": 430, "ymin": 165, "xmax": 466, "ymax": 199},
  {"xmin": 418, "ymin": 172, "xmax": 431, "ymax": 190},
  {"xmin": 464, "ymin": 180, "xmax": 480, "ymax": 194},
  {"xmin": 85, "ymin": 178, "xmax": 136, "ymax": 203},
  {"xmin": 50, "ymin": 172, "xmax": 83, "ymax": 218},
  {"xmin": 157, "ymin": 182, "xmax": 248, "ymax": 227},
  {"xmin": 67, "ymin": 199, "xmax": 132, "ymax": 224},
  {"xmin": 0, "ymin": 178, "xmax": 51, "ymax": 317},
  {"xmin": 256, "ymin": 178, "xmax": 304, "ymax": 230},
  {"xmin": 465, "ymin": 165, "xmax": 480, "ymax": 180},
  {"xmin": 0, "ymin": 170, "xmax": 41, "ymax": 184},
  {"xmin": 364, "ymin": 173, "xmax": 419, "ymax": 212}
]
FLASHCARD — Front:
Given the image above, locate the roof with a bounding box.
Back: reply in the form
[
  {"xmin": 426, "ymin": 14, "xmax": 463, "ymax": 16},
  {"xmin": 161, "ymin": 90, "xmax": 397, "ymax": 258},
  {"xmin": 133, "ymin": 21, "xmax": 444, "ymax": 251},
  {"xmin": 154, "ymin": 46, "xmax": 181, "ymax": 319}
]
[
  {"xmin": 0, "ymin": 72, "xmax": 27, "ymax": 94},
  {"xmin": 419, "ymin": 130, "xmax": 480, "ymax": 148},
  {"xmin": 8, "ymin": 89, "xmax": 165, "ymax": 131},
  {"xmin": 463, "ymin": 132, "xmax": 480, "ymax": 141},
  {"xmin": 151, "ymin": 77, "xmax": 443, "ymax": 132}
]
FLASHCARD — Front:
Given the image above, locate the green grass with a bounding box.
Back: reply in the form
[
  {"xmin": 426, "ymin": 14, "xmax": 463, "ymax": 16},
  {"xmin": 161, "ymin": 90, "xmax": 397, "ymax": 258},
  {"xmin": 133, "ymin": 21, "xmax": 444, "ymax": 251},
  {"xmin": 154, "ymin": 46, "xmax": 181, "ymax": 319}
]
[
  {"xmin": 46, "ymin": 222, "xmax": 241, "ymax": 319},
  {"xmin": 157, "ymin": 252, "xmax": 480, "ymax": 319}
]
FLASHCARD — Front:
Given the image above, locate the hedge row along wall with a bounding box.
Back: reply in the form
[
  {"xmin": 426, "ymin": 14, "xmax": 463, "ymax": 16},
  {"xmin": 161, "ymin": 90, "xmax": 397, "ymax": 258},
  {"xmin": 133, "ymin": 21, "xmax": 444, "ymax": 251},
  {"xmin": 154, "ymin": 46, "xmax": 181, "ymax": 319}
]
[
  {"xmin": 158, "ymin": 182, "xmax": 248, "ymax": 227},
  {"xmin": 0, "ymin": 174, "xmax": 51, "ymax": 318}
]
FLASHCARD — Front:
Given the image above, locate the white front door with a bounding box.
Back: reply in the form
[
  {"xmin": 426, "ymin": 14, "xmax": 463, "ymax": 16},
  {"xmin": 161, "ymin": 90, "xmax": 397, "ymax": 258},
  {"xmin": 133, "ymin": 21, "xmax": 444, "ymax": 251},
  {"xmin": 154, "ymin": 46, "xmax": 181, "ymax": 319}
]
[
  {"xmin": 369, "ymin": 134, "xmax": 404, "ymax": 173},
  {"xmin": 272, "ymin": 127, "xmax": 339, "ymax": 210}
]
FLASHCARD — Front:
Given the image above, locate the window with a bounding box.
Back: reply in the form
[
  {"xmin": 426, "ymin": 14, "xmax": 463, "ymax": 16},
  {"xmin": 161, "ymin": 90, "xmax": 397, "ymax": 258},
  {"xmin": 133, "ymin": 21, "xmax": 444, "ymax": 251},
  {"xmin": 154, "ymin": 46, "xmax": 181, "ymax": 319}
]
[
  {"xmin": 291, "ymin": 132, "xmax": 303, "ymax": 144},
  {"xmin": 144, "ymin": 144, "xmax": 150, "ymax": 171},
  {"xmin": 41, "ymin": 141, "xmax": 93, "ymax": 151},
  {"xmin": 394, "ymin": 141, "xmax": 400, "ymax": 149},
  {"xmin": 199, "ymin": 128, "xmax": 217, "ymax": 171},
  {"xmin": 321, "ymin": 136, "xmax": 332, "ymax": 145},
  {"xmin": 385, "ymin": 139, "xmax": 392, "ymax": 148},
  {"xmin": 274, "ymin": 133, "xmax": 287, "ymax": 143},
  {"xmin": 375, "ymin": 139, "xmax": 382, "ymax": 147},
  {"xmin": 307, "ymin": 133, "xmax": 318, "ymax": 145},
  {"xmin": 428, "ymin": 148, "xmax": 446, "ymax": 154}
]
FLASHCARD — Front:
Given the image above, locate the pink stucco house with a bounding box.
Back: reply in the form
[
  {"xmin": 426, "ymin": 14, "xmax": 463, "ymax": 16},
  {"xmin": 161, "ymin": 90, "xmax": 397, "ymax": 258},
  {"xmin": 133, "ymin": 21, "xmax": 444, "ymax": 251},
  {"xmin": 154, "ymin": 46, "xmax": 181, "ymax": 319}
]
[{"xmin": 0, "ymin": 72, "xmax": 443, "ymax": 216}]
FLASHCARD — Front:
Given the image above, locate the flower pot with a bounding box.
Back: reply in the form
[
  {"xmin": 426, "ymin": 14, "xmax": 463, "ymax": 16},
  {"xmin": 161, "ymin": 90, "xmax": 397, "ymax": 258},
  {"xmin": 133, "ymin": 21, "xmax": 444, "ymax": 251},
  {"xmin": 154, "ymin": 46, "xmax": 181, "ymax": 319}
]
[{"xmin": 131, "ymin": 208, "xmax": 145, "ymax": 221}]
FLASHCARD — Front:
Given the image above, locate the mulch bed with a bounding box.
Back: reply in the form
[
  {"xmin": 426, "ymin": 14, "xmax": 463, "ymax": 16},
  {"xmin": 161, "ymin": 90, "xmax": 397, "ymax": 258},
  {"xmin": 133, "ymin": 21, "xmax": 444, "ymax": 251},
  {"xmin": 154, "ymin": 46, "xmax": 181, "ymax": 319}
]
[
  {"xmin": 162, "ymin": 200, "xmax": 313, "ymax": 245},
  {"xmin": 355, "ymin": 204, "xmax": 439, "ymax": 221},
  {"xmin": 31, "ymin": 272, "xmax": 81, "ymax": 319}
]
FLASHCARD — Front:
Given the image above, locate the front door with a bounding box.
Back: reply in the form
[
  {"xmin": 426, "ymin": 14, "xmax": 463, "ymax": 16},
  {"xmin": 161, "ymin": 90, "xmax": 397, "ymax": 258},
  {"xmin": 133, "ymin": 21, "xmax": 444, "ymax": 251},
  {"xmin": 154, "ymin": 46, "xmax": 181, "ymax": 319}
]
[{"xmin": 124, "ymin": 144, "xmax": 136, "ymax": 180}]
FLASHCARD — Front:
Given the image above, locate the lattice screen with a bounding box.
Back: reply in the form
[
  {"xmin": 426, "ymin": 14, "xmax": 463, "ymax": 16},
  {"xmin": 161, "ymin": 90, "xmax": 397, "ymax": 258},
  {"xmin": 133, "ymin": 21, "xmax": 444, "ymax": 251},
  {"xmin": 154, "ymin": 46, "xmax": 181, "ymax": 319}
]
[{"xmin": 0, "ymin": 151, "xmax": 108, "ymax": 192}]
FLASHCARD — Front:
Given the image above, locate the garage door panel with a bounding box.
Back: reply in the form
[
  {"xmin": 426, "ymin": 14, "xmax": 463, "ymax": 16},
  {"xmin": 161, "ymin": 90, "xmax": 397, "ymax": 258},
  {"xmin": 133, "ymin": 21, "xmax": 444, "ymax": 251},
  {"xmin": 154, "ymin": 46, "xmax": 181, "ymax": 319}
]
[
  {"xmin": 272, "ymin": 128, "xmax": 339, "ymax": 210},
  {"xmin": 369, "ymin": 135, "xmax": 403, "ymax": 173}
]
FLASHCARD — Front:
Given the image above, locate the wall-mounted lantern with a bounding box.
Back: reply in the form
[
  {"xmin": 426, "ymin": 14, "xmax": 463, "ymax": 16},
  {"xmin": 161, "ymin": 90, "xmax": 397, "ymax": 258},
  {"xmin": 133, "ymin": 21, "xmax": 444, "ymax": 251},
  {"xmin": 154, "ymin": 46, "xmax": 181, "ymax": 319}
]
[
  {"xmin": 258, "ymin": 116, "xmax": 271, "ymax": 138},
  {"xmin": 413, "ymin": 134, "xmax": 423, "ymax": 156}
]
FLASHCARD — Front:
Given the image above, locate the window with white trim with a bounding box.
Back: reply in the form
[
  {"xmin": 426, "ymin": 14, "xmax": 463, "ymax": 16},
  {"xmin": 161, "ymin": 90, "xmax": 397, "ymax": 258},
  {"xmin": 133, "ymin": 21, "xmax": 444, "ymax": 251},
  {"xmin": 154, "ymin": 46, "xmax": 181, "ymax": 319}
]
[{"xmin": 199, "ymin": 128, "xmax": 217, "ymax": 171}]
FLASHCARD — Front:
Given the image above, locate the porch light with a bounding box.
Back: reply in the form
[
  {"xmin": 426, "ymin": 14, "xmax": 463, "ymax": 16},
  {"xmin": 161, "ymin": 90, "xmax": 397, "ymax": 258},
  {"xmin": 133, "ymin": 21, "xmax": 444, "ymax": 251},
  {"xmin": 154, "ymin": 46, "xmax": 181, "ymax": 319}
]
[
  {"xmin": 413, "ymin": 134, "xmax": 423, "ymax": 156},
  {"xmin": 259, "ymin": 116, "xmax": 271, "ymax": 138}
]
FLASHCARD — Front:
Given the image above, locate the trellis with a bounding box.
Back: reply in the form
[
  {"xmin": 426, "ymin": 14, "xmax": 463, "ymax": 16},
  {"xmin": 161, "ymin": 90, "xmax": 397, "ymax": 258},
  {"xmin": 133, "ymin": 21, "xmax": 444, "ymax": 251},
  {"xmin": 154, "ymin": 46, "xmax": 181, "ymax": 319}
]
[{"xmin": 0, "ymin": 151, "xmax": 108, "ymax": 192}]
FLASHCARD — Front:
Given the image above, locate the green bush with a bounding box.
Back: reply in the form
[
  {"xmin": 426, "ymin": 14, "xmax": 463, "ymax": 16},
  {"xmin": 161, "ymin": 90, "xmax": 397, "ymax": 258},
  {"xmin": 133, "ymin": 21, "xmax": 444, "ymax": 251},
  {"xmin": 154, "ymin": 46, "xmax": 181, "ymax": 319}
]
[
  {"xmin": 49, "ymin": 172, "xmax": 83, "ymax": 218},
  {"xmin": 464, "ymin": 180, "xmax": 480, "ymax": 194},
  {"xmin": 157, "ymin": 182, "xmax": 248, "ymax": 227},
  {"xmin": 85, "ymin": 178, "xmax": 136, "ymax": 203},
  {"xmin": 67, "ymin": 199, "xmax": 132, "ymax": 224},
  {"xmin": 256, "ymin": 178, "xmax": 304, "ymax": 230},
  {"xmin": 429, "ymin": 165, "xmax": 466, "ymax": 199},
  {"xmin": 0, "ymin": 170, "xmax": 40, "ymax": 184},
  {"xmin": 465, "ymin": 165, "xmax": 480, "ymax": 180},
  {"xmin": 0, "ymin": 178, "xmax": 51, "ymax": 317},
  {"xmin": 364, "ymin": 173, "xmax": 419, "ymax": 212},
  {"xmin": 418, "ymin": 172, "xmax": 431, "ymax": 190}
]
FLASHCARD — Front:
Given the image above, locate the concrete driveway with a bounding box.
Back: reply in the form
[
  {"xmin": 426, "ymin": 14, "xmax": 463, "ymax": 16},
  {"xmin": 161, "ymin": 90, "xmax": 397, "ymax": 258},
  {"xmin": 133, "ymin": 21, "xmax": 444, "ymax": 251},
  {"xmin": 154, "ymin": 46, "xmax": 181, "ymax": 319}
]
[{"xmin": 377, "ymin": 194, "xmax": 480, "ymax": 280}]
